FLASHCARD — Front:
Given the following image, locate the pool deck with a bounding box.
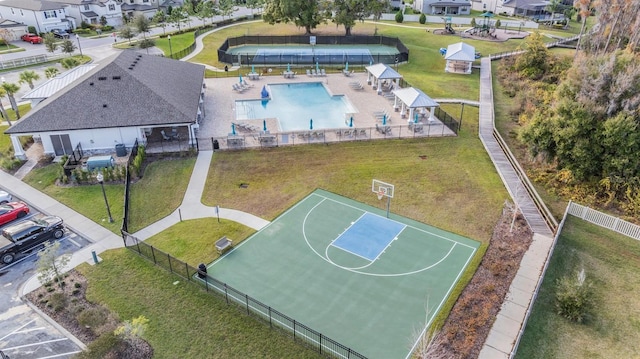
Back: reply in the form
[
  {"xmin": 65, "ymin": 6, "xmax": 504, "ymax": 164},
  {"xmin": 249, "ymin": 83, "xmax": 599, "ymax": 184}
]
[{"xmin": 199, "ymin": 71, "xmax": 454, "ymax": 144}]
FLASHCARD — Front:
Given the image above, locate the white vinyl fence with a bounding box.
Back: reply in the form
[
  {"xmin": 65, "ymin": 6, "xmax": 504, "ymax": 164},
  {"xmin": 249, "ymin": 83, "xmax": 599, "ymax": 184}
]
[{"xmin": 567, "ymin": 201, "xmax": 640, "ymax": 240}]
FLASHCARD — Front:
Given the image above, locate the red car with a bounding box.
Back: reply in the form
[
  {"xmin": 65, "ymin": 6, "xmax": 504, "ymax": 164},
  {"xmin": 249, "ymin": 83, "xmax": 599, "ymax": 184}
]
[
  {"xmin": 21, "ymin": 33, "xmax": 43, "ymax": 44},
  {"xmin": 0, "ymin": 202, "xmax": 30, "ymax": 226}
]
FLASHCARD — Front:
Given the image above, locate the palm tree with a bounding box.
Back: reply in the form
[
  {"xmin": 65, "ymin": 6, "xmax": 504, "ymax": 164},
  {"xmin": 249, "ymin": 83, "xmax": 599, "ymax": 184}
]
[
  {"xmin": 18, "ymin": 70, "xmax": 41, "ymax": 90},
  {"xmin": 0, "ymin": 87, "xmax": 11, "ymax": 126},
  {"xmin": 2, "ymin": 82, "xmax": 21, "ymax": 120},
  {"xmin": 45, "ymin": 67, "xmax": 60, "ymax": 79}
]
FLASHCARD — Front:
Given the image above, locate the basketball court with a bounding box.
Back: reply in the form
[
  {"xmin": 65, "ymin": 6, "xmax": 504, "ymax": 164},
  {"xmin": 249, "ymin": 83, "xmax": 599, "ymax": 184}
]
[{"xmin": 207, "ymin": 184, "xmax": 479, "ymax": 359}]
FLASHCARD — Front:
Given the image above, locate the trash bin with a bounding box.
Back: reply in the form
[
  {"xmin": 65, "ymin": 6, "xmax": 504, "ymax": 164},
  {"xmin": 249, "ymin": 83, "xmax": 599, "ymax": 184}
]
[
  {"xmin": 213, "ymin": 140, "xmax": 219, "ymax": 150},
  {"xmin": 115, "ymin": 143, "xmax": 127, "ymax": 157},
  {"xmin": 197, "ymin": 263, "xmax": 207, "ymax": 278}
]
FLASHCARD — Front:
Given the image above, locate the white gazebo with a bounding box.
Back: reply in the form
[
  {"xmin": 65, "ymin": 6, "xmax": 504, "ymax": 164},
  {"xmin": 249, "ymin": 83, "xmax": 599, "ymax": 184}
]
[
  {"xmin": 444, "ymin": 42, "xmax": 475, "ymax": 74},
  {"xmin": 391, "ymin": 87, "xmax": 439, "ymax": 123},
  {"xmin": 365, "ymin": 63, "xmax": 403, "ymax": 92}
]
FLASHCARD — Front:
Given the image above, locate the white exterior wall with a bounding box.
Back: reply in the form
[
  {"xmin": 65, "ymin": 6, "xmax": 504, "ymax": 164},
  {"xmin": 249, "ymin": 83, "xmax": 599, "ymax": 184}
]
[
  {"xmin": 40, "ymin": 127, "xmax": 144, "ymax": 156},
  {"xmin": 71, "ymin": 1, "xmax": 123, "ymax": 27}
]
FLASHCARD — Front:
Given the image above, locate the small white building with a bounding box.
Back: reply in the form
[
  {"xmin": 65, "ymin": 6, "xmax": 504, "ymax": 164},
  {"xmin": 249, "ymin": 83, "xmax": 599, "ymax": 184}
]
[{"xmin": 444, "ymin": 42, "xmax": 475, "ymax": 74}]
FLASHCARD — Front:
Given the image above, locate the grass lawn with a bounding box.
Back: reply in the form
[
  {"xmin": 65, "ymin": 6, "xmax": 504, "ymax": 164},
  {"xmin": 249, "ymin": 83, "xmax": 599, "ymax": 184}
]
[
  {"xmin": 143, "ymin": 218, "xmax": 255, "ymax": 266},
  {"xmin": 516, "ymin": 216, "xmax": 640, "ymax": 358},
  {"xmin": 22, "ymin": 157, "xmax": 195, "ymax": 234},
  {"xmin": 153, "ymin": 31, "xmax": 196, "ymax": 57},
  {"xmin": 78, "ymin": 249, "xmax": 324, "ymax": 359},
  {"xmin": 128, "ymin": 157, "xmax": 196, "ymax": 232}
]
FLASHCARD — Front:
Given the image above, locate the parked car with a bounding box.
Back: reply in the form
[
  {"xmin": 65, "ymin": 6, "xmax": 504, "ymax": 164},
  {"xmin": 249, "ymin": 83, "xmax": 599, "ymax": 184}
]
[
  {"xmin": 0, "ymin": 191, "xmax": 12, "ymax": 204},
  {"xmin": 0, "ymin": 215, "xmax": 64, "ymax": 264},
  {"xmin": 20, "ymin": 33, "xmax": 43, "ymax": 44},
  {"xmin": 0, "ymin": 202, "xmax": 30, "ymax": 226},
  {"xmin": 51, "ymin": 29, "xmax": 70, "ymax": 39}
]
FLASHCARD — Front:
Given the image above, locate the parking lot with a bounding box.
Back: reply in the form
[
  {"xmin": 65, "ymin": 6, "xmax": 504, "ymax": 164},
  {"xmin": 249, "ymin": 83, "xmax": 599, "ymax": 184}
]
[{"xmin": 0, "ymin": 196, "xmax": 93, "ymax": 358}]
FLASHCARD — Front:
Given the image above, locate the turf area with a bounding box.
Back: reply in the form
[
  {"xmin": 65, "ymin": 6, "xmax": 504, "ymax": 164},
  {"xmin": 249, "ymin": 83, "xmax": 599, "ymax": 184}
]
[{"xmin": 208, "ymin": 190, "xmax": 479, "ymax": 359}]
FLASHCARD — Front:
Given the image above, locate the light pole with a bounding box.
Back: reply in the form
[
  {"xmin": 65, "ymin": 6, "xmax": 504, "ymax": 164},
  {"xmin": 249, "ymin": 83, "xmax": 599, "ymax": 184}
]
[
  {"xmin": 395, "ymin": 56, "xmax": 398, "ymax": 71},
  {"xmin": 96, "ymin": 172, "xmax": 113, "ymax": 223},
  {"xmin": 168, "ymin": 35, "xmax": 173, "ymax": 58},
  {"xmin": 76, "ymin": 34, "xmax": 83, "ymax": 56}
]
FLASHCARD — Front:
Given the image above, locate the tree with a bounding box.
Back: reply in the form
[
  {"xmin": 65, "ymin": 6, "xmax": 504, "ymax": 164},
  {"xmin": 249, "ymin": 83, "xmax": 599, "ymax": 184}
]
[
  {"xmin": 168, "ymin": 7, "xmax": 188, "ymax": 31},
  {"xmin": 153, "ymin": 10, "xmax": 168, "ymax": 34},
  {"xmin": 0, "ymin": 87, "xmax": 11, "ymax": 126},
  {"xmin": 331, "ymin": 0, "xmax": 373, "ymax": 36},
  {"xmin": 263, "ymin": 0, "xmax": 326, "ymax": 35},
  {"xmin": 395, "ymin": 10, "xmax": 403, "ymax": 23},
  {"xmin": 246, "ymin": 0, "xmax": 265, "ymax": 16},
  {"xmin": 195, "ymin": 1, "xmax": 215, "ymax": 26},
  {"xmin": 60, "ymin": 39, "xmax": 76, "ymax": 56},
  {"xmin": 45, "ymin": 67, "xmax": 59, "ymax": 79},
  {"xmin": 36, "ymin": 241, "xmax": 71, "ymax": 290},
  {"xmin": 119, "ymin": 26, "xmax": 136, "ymax": 45},
  {"xmin": 0, "ymin": 29, "xmax": 12, "ymax": 50},
  {"xmin": 43, "ymin": 33, "xmax": 58, "ymax": 53},
  {"xmin": 419, "ymin": 13, "xmax": 426, "ymax": 24},
  {"xmin": 18, "ymin": 70, "xmax": 41, "ymax": 90},
  {"xmin": 133, "ymin": 15, "xmax": 151, "ymax": 40},
  {"xmin": 544, "ymin": 0, "xmax": 563, "ymax": 21},
  {"xmin": 495, "ymin": 19, "xmax": 501, "ymax": 29},
  {"xmin": 218, "ymin": 0, "xmax": 236, "ymax": 21},
  {"xmin": 2, "ymin": 82, "xmax": 21, "ymax": 119},
  {"xmin": 514, "ymin": 32, "xmax": 550, "ymax": 80}
]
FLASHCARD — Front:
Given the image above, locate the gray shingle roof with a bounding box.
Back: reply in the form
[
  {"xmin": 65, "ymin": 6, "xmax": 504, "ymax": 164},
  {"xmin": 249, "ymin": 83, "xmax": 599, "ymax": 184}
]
[
  {"xmin": 0, "ymin": 0, "xmax": 65, "ymax": 11},
  {"xmin": 6, "ymin": 51, "xmax": 205, "ymax": 135}
]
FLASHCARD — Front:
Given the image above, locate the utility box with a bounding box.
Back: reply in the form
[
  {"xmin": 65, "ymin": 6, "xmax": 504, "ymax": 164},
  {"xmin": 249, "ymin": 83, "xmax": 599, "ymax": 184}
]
[
  {"xmin": 86, "ymin": 155, "xmax": 114, "ymax": 172},
  {"xmin": 115, "ymin": 144, "xmax": 127, "ymax": 157}
]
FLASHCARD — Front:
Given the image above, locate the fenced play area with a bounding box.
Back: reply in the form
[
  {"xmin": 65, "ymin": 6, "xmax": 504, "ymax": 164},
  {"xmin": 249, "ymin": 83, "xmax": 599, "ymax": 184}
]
[{"xmin": 207, "ymin": 189, "xmax": 479, "ymax": 358}]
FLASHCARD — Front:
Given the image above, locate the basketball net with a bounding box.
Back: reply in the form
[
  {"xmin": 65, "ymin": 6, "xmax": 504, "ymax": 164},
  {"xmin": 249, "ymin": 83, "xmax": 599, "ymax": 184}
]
[{"xmin": 377, "ymin": 189, "xmax": 385, "ymax": 200}]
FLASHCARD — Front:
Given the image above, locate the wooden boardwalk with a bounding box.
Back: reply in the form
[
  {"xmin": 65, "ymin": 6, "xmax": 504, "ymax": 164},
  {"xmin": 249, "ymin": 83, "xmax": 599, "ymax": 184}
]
[{"xmin": 477, "ymin": 57, "xmax": 554, "ymax": 237}]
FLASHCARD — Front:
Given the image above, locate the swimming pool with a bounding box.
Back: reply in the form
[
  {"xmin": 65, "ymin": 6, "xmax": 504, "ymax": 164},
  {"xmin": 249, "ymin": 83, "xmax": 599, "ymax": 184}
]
[{"xmin": 235, "ymin": 82, "xmax": 357, "ymax": 132}]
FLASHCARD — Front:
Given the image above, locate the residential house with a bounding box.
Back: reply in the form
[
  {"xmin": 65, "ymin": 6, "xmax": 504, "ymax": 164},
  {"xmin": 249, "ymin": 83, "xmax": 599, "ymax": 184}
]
[
  {"xmin": 120, "ymin": 0, "xmax": 161, "ymax": 20},
  {"xmin": 5, "ymin": 51, "xmax": 206, "ymax": 159},
  {"xmin": 49, "ymin": 0, "xmax": 124, "ymax": 27},
  {"xmin": 0, "ymin": 19, "xmax": 29, "ymax": 41},
  {"xmin": 471, "ymin": 0, "xmax": 572, "ymax": 18},
  {"xmin": 413, "ymin": 0, "xmax": 472, "ymax": 15},
  {"xmin": 0, "ymin": 0, "xmax": 74, "ymax": 34}
]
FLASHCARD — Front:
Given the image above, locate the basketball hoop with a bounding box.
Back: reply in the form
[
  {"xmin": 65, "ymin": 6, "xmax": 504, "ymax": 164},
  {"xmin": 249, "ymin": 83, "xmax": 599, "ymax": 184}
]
[{"xmin": 377, "ymin": 189, "xmax": 386, "ymax": 200}]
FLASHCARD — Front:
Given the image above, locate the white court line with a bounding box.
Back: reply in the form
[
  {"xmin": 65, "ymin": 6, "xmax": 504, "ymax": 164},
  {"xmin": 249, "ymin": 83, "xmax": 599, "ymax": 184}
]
[
  {"xmin": 316, "ymin": 193, "xmax": 477, "ymax": 249},
  {"xmin": 0, "ymin": 319, "xmax": 36, "ymax": 341}
]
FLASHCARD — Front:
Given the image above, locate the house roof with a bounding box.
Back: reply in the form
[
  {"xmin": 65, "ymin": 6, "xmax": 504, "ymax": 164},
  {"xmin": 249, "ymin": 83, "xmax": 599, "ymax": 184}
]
[
  {"xmin": 0, "ymin": 19, "xmax": 27, "ymax": 29},
  {"xmin": 365, "ymin": 63, "xmax": 402, "ymax": 80},
  {"xmin": 121, "ymin": 3, "xmax": 156, "ymax": 11},
  {"xmin": 0, "ymin": 0, "xmax": 64, "ymax": 11},
  {"xmin": 22, "ymin": 64, "xmax": 98, "ymax": 101},
  {"xmin": 444, "ymin": 42, "xmax": 475, "ymax": 62},
  {"xmin": 6, "ymin": 51, "xmax": 205, "ymax": 135},
  {"xmin": 429, "ymin": 1, "xmax": 471, "ymax": 6},
  {"xmin": 392, "ymin": 87, "xmax": 439, "ymax": 108},
  {"xmin": 81, "ymin": 10, "xmax": 99, "ymax": 17}
]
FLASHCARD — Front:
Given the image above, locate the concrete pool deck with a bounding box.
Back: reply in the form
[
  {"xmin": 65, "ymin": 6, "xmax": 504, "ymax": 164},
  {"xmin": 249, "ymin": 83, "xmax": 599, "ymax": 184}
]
[{"xmin": 199, "ymin": 71, "xmax": 455, "ymax": 144}]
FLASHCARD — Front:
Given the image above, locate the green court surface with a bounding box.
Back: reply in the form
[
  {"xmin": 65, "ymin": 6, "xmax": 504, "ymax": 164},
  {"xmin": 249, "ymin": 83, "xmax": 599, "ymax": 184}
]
[
  {"xmin": 208, "ymin": 189, "xmax": 479, "ymax": 359},
  {"xmin": 226, "ymin": 44, "xmax": 400, "ymax": 56}
]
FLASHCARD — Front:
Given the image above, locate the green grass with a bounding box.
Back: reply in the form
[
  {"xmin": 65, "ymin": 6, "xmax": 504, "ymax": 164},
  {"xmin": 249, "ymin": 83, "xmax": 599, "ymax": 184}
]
[
  {"xmin": 144, "ymin": 218, "xmax": 255, "ymax": 265},
  {"xmin": 78, "ymin": 249, "xmax": 325, "ymax": 359},
  {"xmin": 516, "ymin": 216, "xmax": 640, "ymax": 358},
  {"xmin": 128, "ymin": 157, "xmax": 196, "ymax": 232},
  {"xmin": 153, "ymin": 31, "xmax": 196, "ymax": 57},
  {"xmin": 22, "ymin": 157, "xmax": 195, "ymax": 234}
]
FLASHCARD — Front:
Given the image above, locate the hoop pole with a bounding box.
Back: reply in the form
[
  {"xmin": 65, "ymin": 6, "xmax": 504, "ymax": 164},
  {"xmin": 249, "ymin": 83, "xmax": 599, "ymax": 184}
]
[{"xmin": 386, "ymin": 196, "xmax": 391, "ymax": 218}]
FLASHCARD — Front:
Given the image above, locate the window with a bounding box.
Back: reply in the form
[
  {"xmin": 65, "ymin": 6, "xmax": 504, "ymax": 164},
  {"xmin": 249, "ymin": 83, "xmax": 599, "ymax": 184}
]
[
  {"xmin": 44, "ymin": 10, "xmax": 58, "ymax": 19},
  {"xmin": 10, "ymin": 8, "xmax": 14, "ymax": 15},
  {"xmin": 143, "ymin": 0, "xmax": 149, "ymax": 2},
  {"xmin": 20, "ymin": 9, "xmax": 23, "ymax": 16},
  {"xmin": 84, "ymin": 5, "xmax": 90, "ymax": 10},
  {"xmin": 109, "ymin": 4, "xmax": 115, "ymax": 10}
]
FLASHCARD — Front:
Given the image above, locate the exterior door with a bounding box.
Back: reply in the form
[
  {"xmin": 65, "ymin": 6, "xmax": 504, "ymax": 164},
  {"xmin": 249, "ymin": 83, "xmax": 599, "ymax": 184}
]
[{"xmin": 50, "ymin": 134, "xmax": 73, "ymax": 156}]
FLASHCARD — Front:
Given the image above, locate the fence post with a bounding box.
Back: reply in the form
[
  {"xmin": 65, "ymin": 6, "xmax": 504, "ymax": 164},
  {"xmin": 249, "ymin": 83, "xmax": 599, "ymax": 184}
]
[
  {"xmin": 224, "ymin": 284, "xmax": 228, "ymax": 303},
  {"xmin": 246, "ymin": 294, "xmax": 250, "ymax": 314},
  {"xmin": 293, "ymin": 320, "xmax": 296, "ymax": 340},
  {"xmin": 269, "ymin": 307, "xmax": 272, "ymax": 328},
  {"xmin": 319, "ymin": 333, "xmax": 322, "ymax": 354},
  {"xmin": 167, "ymin": 253, "xmax": 172, "ymax": 273},
  {"xmin": 185, "ymin": 263, "xmax": 190, "ymax": 280},
  {"xmin": 151, "ymin": 246, "xmax": 157, "ymax": 264}
]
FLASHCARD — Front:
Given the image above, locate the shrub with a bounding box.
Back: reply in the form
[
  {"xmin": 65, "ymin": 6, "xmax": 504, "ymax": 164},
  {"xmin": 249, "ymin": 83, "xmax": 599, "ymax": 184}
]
[
  {"xmin": 419, "ymin": 13, "xmax": 426, "ymax": 24},
  {"xmin": 76, "ymin": 332, "xmax": 122, "ymax": 359},
  {"xmin": 138, "ymin": 38, "xmax": 155, "ymax": 49},
  {"xmin": 395, "ymin": 11, "xmax": 404, "ymax": 23},
  {"xmin": 555, "ymin": 268, "xmax": 594, "ymax": 323},
  {"xmin": 49, "ymin": 292, "xmax": 67, "ymax": 312},
  {"xmin": 77, "ymin": 307, "xmax": 109, "ymax": 332},
  {"xmin": 81, "ymin": 21, "xmax": 91, "ymax": 29},
  {"xmin": 495, "ymin": 19, "xmax": 501, "ymax": 28}
]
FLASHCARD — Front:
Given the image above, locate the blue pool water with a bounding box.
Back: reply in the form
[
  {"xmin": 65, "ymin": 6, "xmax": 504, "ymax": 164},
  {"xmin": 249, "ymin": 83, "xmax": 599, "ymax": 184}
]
[{"xmin": 235, "ymin": 82, "xmax": 356, "ymax": 132}]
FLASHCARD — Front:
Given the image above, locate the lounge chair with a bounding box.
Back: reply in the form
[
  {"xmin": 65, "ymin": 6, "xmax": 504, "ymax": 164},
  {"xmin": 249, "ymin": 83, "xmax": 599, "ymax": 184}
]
[
  {"xmin": 321, "ymin": 69, "xmax": 326, "ymax": 76},
  {"xmin": 349, "ymin": 81, "xmax": 364, "ymax": 90},
  {"xmin": 306, "ymin": 69, "xmax": 312, "ymax": 77},
  {"xmin": 160, "ymin": 130, "xmax": 172, "ymax": 141},
  {"xmin": 311, "ymin": 69, "xmax": 317, "ymax": 77},
  {"xmin": 232, "ymin": 84, "xmax": 244, "ymax": 92}
]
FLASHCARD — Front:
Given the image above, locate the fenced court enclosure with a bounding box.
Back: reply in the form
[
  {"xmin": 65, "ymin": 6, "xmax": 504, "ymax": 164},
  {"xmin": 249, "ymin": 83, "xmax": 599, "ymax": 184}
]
[
  {"xmin": 207, "ymin": 189, "xmax": 479, "ymax": 359},
  {"xmin": 218, "ymin": 35, "xmax": 409, "ymax": 66}
]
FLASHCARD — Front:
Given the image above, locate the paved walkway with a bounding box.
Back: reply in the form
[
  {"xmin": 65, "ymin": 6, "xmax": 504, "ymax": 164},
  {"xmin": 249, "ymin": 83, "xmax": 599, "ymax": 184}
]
[{"xmin": 476, "ymin": 57, "xmax": 556, "ymax": 359}]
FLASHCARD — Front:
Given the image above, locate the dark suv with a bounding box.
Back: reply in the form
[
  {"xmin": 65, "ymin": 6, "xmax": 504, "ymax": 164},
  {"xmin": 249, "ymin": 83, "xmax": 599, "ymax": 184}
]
[
  {"xmin": 51, "ymin": 29, "xmax": 70, "ymax": 39},
  {"xmin": 0, "ymin": 215, "xmax": 64, "ymax": 264}
]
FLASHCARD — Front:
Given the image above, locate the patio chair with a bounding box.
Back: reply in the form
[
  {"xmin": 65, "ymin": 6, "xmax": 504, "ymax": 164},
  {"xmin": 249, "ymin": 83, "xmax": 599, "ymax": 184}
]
[
  {"xmin": 232, "ymin": 84, "xmax": 244, "ymax": 92},
  {"xmin": 160, "ymin": 130, "xmax": 172, "ymax": 141},
  {"xmin": 306, "ymin": 69, "xmax": 312, "ymax": 77},
  {"xmin": 321, "ymin": 69, "xmax": 326, "ymax": 76},
  {"xmin": 311, "ymin": 69, "xmax": 317, "ymax": 77}
]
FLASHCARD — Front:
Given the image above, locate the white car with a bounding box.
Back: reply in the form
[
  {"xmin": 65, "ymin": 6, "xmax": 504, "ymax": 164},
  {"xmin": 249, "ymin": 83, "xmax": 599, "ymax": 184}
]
[{"xmin": 0, "ymin": 191, "xmax": 11, "ymax": 205}]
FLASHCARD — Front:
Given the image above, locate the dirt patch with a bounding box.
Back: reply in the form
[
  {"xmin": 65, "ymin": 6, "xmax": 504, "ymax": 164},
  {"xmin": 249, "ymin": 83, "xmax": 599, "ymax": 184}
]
[
  {"xmin": 25, "ymin": 270, "xmax": 153, "ymax": 358},
  {"xmin": 425, "ymin": 203, "xmax": 534, "ymax": 358}
]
